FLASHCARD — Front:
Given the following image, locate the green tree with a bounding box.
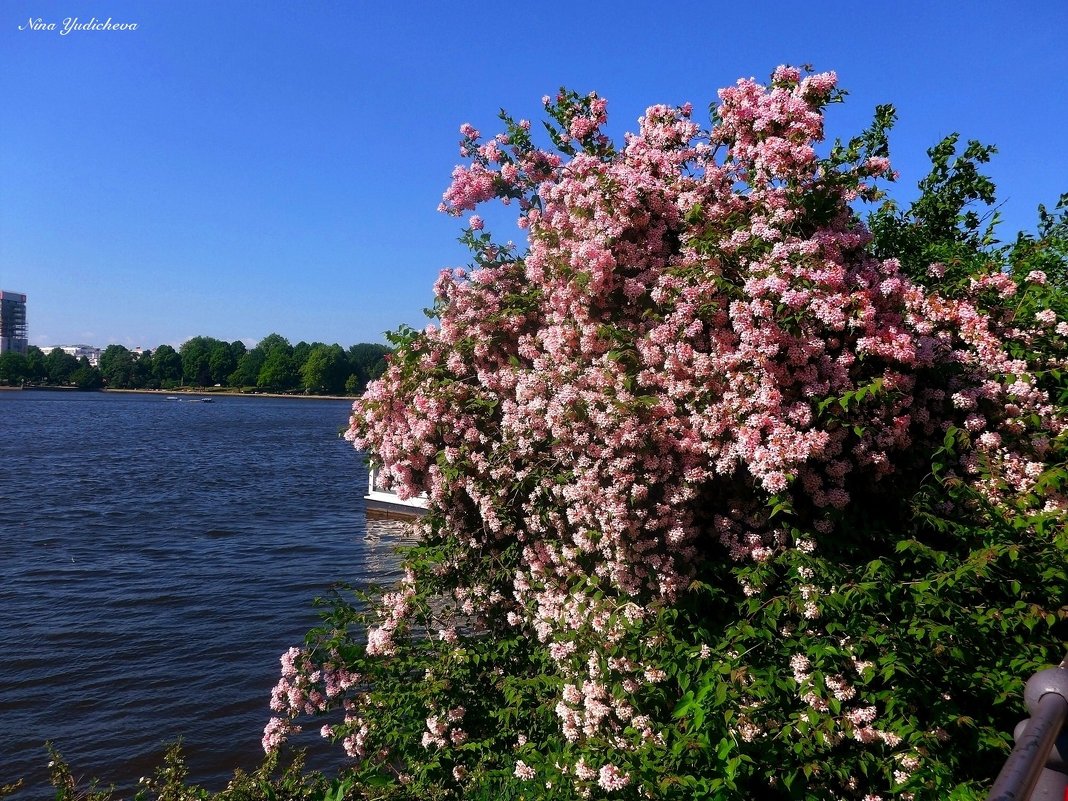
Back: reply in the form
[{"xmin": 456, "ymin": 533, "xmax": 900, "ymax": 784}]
[
  {"xmin": 152, "ymin": 344, "xmax": 183, "ymax": 388},
  {"xmin": 1010, "ymin": 193, "xmax": 1068, "ymax": 287},
  {"xmin": 229, "ymin": 340, "xmax": 247, "ymax": 367},
  {"xmin": 292, "ymin": 341, "xmax": 314, "ymax": 376},
  {"xmin": 133, "ymin": 349, "xmax": 154, "ymax": 388},
  {"xmin": 24, "ymin": 345, "xmax": 46, "ymax": 382},
  {"xmin": 246, "ymin": 334, "xmax": 296, "ymax": 391},
  {"xmin": 99, "ymin": 345, "xmax": 137, "ymax": 388},
  {"xmin": 208, "ymin": 341, "xmax": 236, "ymax": 386},
  {"xmin": 345, "ymin": 343, "xmax": 391, "ymax": 393},
  {"xmin": 257, "ymin": 348, "xmax": 298, "ymax": 391},
  {"xmin": 230, "ymin": 349, "xmax": 265, "ymax": 388},
  {"xmin": 300, "ymin": 344, "xmax": 348, "ymax": 394},
  {"xmin": 0, "ymin": 351, "xmax": 28, "ymax": 384},
  {"xmin": 43, "ymin": 348, "xmax": 79, "ymax": 385},
  {"xmin": 257, "ymin": 333, "xmax": 292, "ymax": 359},
  {"xmin": 70, "ymin": 357, "xmax": 103, "ymax": 390},
  {"xmin": 180, "ymin": 336, "xmax": 225, "ymax": 386}
]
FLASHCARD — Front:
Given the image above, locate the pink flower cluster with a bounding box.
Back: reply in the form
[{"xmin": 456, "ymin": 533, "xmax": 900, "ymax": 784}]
[
  {"xmin": 365, "ymin": 567, "xmax": 417, "ymax": 656},
  {"xmin": 323, "ymin": 67, "xmax": 1066, "ymax": 793},
  {"xmin": 262, "ymin": 646, "xmax": 361, "ymax": 753},
  {"xmin": 358, "ymin": 67, "xmax": 1058, "ymax": 618},
  {"xmin": 789, "ymin": 647, "xmax": 899, "ymax": 747},
  {"xmin": 421, "ymin": 706, "xmax": 467, "ymax": 749}
]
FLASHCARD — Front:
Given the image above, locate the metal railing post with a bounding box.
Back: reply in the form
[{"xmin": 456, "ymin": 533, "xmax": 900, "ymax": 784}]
[{"xmin": 987, "ymin": 654, "xmax": 1068, "ymax": 801}]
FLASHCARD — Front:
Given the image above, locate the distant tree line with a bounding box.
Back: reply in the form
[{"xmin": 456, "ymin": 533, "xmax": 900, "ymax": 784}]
[{"xmin": 0, "ymin": 334, "xmax": 391, "ymax": 395}]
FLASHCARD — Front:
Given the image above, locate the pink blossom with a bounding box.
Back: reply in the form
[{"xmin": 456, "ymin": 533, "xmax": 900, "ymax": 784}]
[
  {"xmin": 262, "ymin": 717, "xmax": 299, "ymax": 753},
  {"xmin": 1035, "ymin": 308, "xmax": 1057, "ymax": 325},
  {"xmin": 597, "ymin": 763, "xmax": 630, "ymax": 791},
  {"xmin": 574, "ymin": 757, "xmax": 596, "ymax": 780},
  {"xmin": 514, "ymin": 760, "xmax": 536, "ymax": 781},
  {"xmin": 848, "ymin": 706, "xmax": 878, "ymax": 726}
]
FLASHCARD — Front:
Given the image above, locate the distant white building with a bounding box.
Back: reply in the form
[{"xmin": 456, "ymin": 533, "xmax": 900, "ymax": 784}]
[{"xmin": 40, "ymin": 344, "xmax": 103, "ymax": 367}]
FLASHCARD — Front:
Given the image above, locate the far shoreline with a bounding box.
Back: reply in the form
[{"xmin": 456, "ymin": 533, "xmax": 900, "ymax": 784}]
[{"xmin": 102, "ymin": 387, "xmax": 358, "ymax": 402}]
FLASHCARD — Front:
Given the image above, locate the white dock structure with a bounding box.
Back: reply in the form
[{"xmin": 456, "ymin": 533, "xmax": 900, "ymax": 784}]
[{"xmin": 364, "ymin": 465, "xmax": 427, "ymax": 519}]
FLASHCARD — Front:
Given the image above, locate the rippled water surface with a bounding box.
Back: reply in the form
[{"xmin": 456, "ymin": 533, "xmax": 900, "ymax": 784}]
[{"xmin": 0, "ymin": 391, "xmax": 414, "ymax": 797}]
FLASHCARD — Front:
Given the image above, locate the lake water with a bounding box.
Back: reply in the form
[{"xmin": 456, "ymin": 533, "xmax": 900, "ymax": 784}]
[{"xmin": 0, "ymin": 390, "xmax": 414, "ymax": 798}]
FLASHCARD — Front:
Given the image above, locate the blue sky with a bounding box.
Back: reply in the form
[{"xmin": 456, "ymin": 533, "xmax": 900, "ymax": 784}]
[{"xmin": 2, "ymin": 1, "xmax": 1066, "ymax": 350}]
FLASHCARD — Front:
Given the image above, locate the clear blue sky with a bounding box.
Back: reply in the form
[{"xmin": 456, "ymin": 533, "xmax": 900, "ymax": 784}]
[{"xmin": 2, "ymin": 1, "xmax": 1066, "ymax": 350}]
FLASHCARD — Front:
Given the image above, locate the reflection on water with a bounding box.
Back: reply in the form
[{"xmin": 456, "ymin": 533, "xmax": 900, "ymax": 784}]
[{"xmin": 362, "ymin": 518, "xmax": 419, "ymax": 575}]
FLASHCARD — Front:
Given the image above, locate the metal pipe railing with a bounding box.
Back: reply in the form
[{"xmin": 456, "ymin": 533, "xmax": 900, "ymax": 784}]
[{"xmin": 987, "ymin": 654, "xmax": 1068, "ymax": 801}]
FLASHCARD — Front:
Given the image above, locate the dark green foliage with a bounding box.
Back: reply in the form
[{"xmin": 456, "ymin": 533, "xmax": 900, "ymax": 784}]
[
  {"xmin": 869, "ymin": 135, "xmax": 1000, "ymax": 287},
  {"xmin": 43, "ymin": 347, "xmax": 79, "ymax": 384},
  {"xmin": 13, "ymin": 335, "xmax": 392, "ymax": 394},
  {"xmin": 229, "ymin": 348, "xmax": 266, "ymax": 388},
  {"xmin": 301, "ymin": 344, "xmax": 349, "ymax": 394},
  {"xmin": 256, "ymin": 341, "xmax": 298, "ymax": 391},
  {"xmin": 346, "ymin": 343, "xmax": 392, "ymax": 393},
  {"xmin": 153, "ymin": 345, "xmax": 184, "ymax": 388},
  {"xmin": 1010, "ymin": 193, "xmax": 1068, "ymax": 287},
  {"xmin": 100, "ymin": 345, "xmax": 138, "ymax": 388},
  {"xmin": 0, "ymin": 351, "xmax": 29, "ymax": 384},
  {"xmin": 71, "ymin": 357, "xmax": 104, "ymax": 389},
  {"xmin": 39, "ymin": 743, "xmax": 364, "ymax": 801}
]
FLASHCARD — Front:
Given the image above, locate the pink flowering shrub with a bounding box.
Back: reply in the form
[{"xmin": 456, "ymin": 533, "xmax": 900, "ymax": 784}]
[{"xmin": 269, "ymin": 70, "xmax": 1067, "ymax": 800}]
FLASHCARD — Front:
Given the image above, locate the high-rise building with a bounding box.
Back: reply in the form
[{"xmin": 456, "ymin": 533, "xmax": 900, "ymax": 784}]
[{"xmin": 0, "ymin": 290, "xmax": 28, "ymax": 355}]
